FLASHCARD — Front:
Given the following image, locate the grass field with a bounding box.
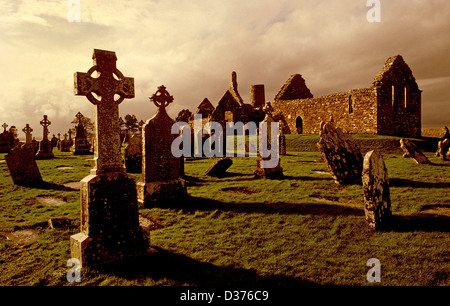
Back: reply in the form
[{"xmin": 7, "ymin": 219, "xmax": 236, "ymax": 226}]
[{"xmin": 0, "ymin": 134, "xmax": 449, "ymax": 286}]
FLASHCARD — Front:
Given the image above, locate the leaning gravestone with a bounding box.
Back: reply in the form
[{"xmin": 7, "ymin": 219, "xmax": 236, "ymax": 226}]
[
  {"xmin": 254, "ymin": 102, "xmax": 284, "ymax": 179},
  {"xmin": 35, "ymin": 115, "xmax": 54, "ymax": 159},
  {"xmin": 204, "ymin": 157, "xmax": 233, "ymax": 177},
  {"xmin": 317, "ymin": 121, "xmax": 363, "ymax": 185},
  {"xmin": 400, "ymin": 138, "xmax": 430, "ymax": 164},
  {"xmin": 124, "ymin": 133, "xmax": 142, "ymax": 173},
  {"xmin": 70, "ymin": 49, "xmax": 149, "ymax": 267},
  {"xmin": 362, "ymin": 150, "xmax": 392, "ymax": 230},
  {"xmin": 137, "ymin": 85, "xmax": 187, "ymax": 207},
  {"xmin": 5, "ymin": 144, "xmax": 43, "ymax": 186}
]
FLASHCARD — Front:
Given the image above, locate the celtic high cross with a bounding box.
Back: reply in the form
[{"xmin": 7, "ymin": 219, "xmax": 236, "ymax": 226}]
[
  {"xmin": 74, "ymin": 49, "xmax": 135, "ymax": 175},
  {"xmin": 40, "ymin": 115, "xmax": 51, "ymax": 140}
]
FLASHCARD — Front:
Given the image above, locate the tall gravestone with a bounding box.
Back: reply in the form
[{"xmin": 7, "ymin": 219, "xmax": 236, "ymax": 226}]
[
  {"xmin": 35, "ymin": 115, "xmax": 54, "ymax": 159},
  {"xmin": 362, "ymin": 150, "xmax": 392, "ymax": 230},
  {"xmin": 73, "ymin": 112, "xmax": 92, "ymax": 155},
  {"xmin": 254, "ymin": 102, "xmax": 284, "ymax": 179},
  {"xmin": 137, "ymin": 85, "xmax": 187, "ymax": 207},
  {"xmin": 70, "ymin": 49, "xmax": 149, "ymax": 267},
  {"xmin": 317, "ymin": 121, "xmax": 363, "ymax": 185}
]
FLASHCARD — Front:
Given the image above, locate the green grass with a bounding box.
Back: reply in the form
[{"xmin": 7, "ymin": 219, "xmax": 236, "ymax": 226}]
[{"xmin": 0, "ymin": 134, "xmax": 449, "ymax": 286}]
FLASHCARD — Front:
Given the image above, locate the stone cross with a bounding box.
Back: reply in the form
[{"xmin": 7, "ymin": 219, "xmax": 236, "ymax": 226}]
[
  {"xmin": 71, "ymin": 49, "xmax": 148, "ymax": 267},
  {"xmin": 22, "ymin": 124, "xmax": 33, "ymax": 144},
  {"xmin": 74, "ymin": 49, "xmax": 135, "ymax": 175},
  {"xmin": 2, "ymin": 123, "xmax": 8, "ymax": 133},
  {"xmin": 40, "ymin": 115, "xmax": 51, "ymax": 140}
]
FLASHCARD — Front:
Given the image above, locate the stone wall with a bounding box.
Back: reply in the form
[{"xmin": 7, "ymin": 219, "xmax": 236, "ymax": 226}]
[{"xmin": 273, "ymin": 87, "xmax": 378, "ymax": 134}]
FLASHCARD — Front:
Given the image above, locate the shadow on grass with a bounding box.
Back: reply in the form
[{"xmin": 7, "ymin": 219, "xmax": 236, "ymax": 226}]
[
  {"xmin": 25, "ymin": 181, "xmax": 79, "ymax": 192},
  {"xmin": 96, "ymin": 246, "xmax": 318, "ymax": 287},
  {"xmin": 384, "ymin": 214, "xmax": 450, "ymax": 233},
  {"xmin": 148, "ymin": 196, "xmax": 364, "ymax": 217},
  {"xmin": 390, "ymin": 178, "xmax": 450, "ymax": 189}
]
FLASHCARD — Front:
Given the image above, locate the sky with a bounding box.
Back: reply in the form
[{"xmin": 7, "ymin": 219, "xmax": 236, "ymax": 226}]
[{"xmin": 0, "ymin": 0, "xmax": 449, "ymax": 140}]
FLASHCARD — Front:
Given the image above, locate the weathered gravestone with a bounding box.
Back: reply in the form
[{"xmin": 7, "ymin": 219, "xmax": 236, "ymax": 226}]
[
  {"xmin": 137, "ymin": 85, "xmax": 187, "ymax": 207},
  {"xmin": 435, "ymin": 127, "xmax": 450, "ymax": 161},
  {"xmin": 51, "ymin": 134, "xmax": 58, "ymax": 149},
  {"xmin": 0, "ymin": 123, "xmax": 12, "ymax": 153},
  {"xmin": 124, "ymin": 133, "xmax": 142, "ymax": 173},
  {"xmin": 317, "ymin": 121, "xmax": 363, "ymax": 185},
  {"xmin": 400, "ymin": 138, "xmax": 430, "ymax": 164},
  {"xmin": 70, "ymin": 49, "xmax": 149, "ymax": 267},
  {"xmin": 73, "ymin": 112, "xmax": 92, "ymax": 155},
  {"xmin": 5, "ymin": 144, "xmax": 43, "ymax": 186},
  {"xmin": 204, "ymin": 157, "xmax": 233, "ymax": 177},
  {"xmin": 60, "ymin": 133, "xmax": 72, "ymax": 152},
  {"xmin": 254, "ymin": 102, "xmax": 284, "ymax": 179},
  {"xmin": 362, "ymin": 150, "xmax": 392, "ymax": 230},
  {"xmin": 436, "ymin": 139, "xmax": 450, "ymax": 161},
  {"xmin": 35, "ymin": 115, "xmax": 54, "ymax": 159}
]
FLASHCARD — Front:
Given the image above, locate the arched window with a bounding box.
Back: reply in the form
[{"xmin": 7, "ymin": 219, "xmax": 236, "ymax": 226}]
[
  {"xmin": 296, "ymin": 116, "xmax": 303, "ymax": 134},
  {"xmin": 348, "ymin": 95, "xmax": 354, "ymax": 114}
]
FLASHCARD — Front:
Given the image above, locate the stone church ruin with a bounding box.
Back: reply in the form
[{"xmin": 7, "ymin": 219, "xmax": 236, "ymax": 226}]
[{"xmin": 187, "ymin": 55, "xmax": 422, "ymax": 138}]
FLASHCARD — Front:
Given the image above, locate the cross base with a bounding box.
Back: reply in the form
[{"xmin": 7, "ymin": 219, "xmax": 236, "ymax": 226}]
[
  {"xmin": 137, "ymin": 179, "xmax": 187, "ymax": 208},
  {"xmin": 70, "ymin": 172, "xmax": 150, "ymax": 267},
  {"xmin": 35, "ymin": 139, "xmax": 54, "ymax": 159}
]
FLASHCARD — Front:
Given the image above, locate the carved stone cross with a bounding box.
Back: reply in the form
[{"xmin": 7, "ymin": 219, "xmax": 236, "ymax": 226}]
[
  {"xmin": 40, "ymin": 115, "xmax": 51, "ymax": 140},
  {"xmin": 74, "ymin": 49, "xmax": 135, "ymax": 175},
  {"xmin": 22, "ymin": 124, "xmax": 33, "ymax": 144},
  {"xmin": 2, "ymin": 123, "xmax": 8, "ymax": 132}
]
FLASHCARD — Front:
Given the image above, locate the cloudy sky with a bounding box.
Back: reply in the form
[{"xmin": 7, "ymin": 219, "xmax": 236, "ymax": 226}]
[{"xmin": 0, "ymin": 0, "xmax": 449, "ymax": 139}]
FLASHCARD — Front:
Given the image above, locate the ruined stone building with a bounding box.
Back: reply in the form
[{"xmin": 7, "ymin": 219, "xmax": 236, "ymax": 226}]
[
  {"xmin": 190, "ymin": 55, "xmax": 422, "ymax": 137},
  {"xmin": 273, "ymin": 55, "xmax": 422, "ymax": 137}
]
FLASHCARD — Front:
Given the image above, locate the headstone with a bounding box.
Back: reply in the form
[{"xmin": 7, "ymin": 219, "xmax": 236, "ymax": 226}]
[
  {"xmin": 68, "ymin": 129, "xmax": 74, "ymax": 146},
  {"xmin": 70, "ymin": 49, "xmax": 150, "ymax": 267},
  {"xmin": 137, "ymin": 85, "xmax": 187, "ymax": 207},
  {"xmin": 60, "ymin": 133, "xmax": 72, "ymax": 152},
  {"xmin": 31, "ymin": 137, "xmax": 39, "ymax": 153},
  {"xmin": 362, "ymin": 150, "xmax": 392, "ymax": 230},
  {"xmin": 254, "ymin": 102, "xmax": 284, "ymax": 179},
  {"xmin": 35, "ymin": 115, "xmax": 54, "ymax": 159},
  {"xmin": 124, "ymin": 133, "xmax": 142, "ymax": 173},
  {"xmin": 9, "ymin": 126, "xmax": 19, "ymax": 148},
  {"xmin": 279, "ymin": 121, "xmax": 287, "ymax": 155},
  {"xmin": 317, "ymin": 121, "xmax": 363, "ymax": 185},
  {"xmin": 22, "ymin": 124, "xmax": 33, "ymax": 145},
  {"xmin": 204, "ymin": 157, "xmax": 233, "ymax": 177},
  {"xmin": 0, "ymin": 123, "xmax": 11, "ymax": 153},
  {"xmin": 400, "ymin": 138, "xmax": 430, "ymax": 164},
  {"xmin": 5, "ymin": 144, "xmax": 43, "ymax": 186},
  {"xmin": 51, "ymin": 134, "xmax": 58, "ymax": 149},
  {"xmin": 73, "ymin": 112, "xmax": 92, "ymax": 155},
  {"xmin": 436, "ymin": 139, "xmax": 449, "ymax": 161},
  {"xmin": 435, "ymin": 127, "xmax": 450, "ymax": 161}
]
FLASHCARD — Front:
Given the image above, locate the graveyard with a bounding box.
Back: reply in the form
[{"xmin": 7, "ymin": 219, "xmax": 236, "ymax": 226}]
[{"xmin": 0, "ymin": 132, "xmax": 449, "ymax": 286}]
